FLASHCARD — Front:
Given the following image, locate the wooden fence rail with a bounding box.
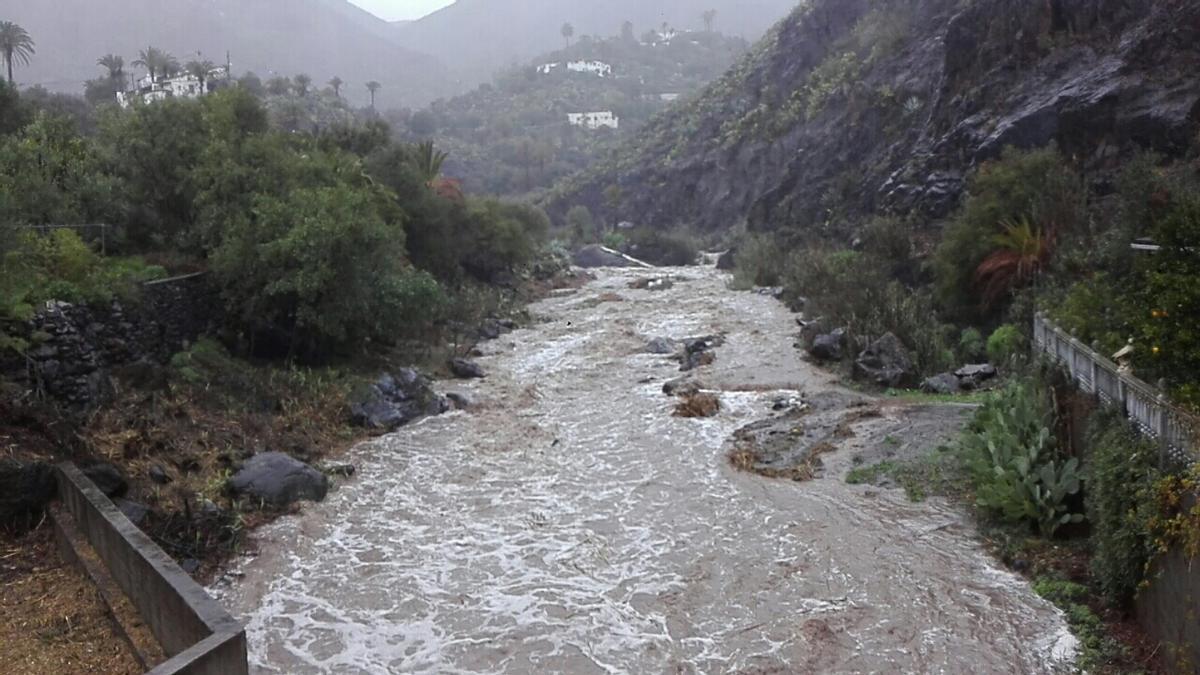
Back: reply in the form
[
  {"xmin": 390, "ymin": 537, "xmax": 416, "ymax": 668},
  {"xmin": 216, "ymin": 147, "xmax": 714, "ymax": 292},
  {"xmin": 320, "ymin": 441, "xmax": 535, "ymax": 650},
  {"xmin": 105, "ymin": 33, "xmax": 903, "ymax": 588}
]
[{"xmin": 1033, "ymin": 313, "xmax": 1199, "ymax": 468}]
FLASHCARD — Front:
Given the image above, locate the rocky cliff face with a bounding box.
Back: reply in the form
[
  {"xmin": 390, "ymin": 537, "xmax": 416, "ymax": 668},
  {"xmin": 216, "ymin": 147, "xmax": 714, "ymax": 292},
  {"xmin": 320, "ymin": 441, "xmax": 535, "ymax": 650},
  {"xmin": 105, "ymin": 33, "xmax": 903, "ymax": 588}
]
[{"xmin": 549, "ymin": 0, "xmax": 1200, "ymax": 235}]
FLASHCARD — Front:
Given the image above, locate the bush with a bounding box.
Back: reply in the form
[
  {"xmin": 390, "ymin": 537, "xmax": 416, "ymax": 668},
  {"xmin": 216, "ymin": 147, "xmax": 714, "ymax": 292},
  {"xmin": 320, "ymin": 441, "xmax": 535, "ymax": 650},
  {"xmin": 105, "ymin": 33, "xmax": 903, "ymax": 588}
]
[
  {"xmin": 565, "ymin": 205, "xmax": 596, "ymax": 244},
  {"xmin": 625, "ymin": 228, "xmax": 698, "ymax": 266},
  {"xmin": 731, "ymin": 233, "xmax": 787, "ymax": 288},
  {"xmin": 986, "ymin": 324, "xmax": 1024, "ymax": 366},
  {"xmin": 960, "ymin": 381, "xmax": 1085, "ymax": 537},
  {"xmin": 959, "ymin": 328, "xmax": 986, "ymax": 363},
  {"xmin": 1085, "ymin": 407, "xmax": 1160, "ymax": 607},
  {"xmin": 934, "ymin": 146, "xmax": 1085, "ymax": 320},
  {"xmin": 459, "ymin": 200, "xmax": 549, "ymax": 282}
]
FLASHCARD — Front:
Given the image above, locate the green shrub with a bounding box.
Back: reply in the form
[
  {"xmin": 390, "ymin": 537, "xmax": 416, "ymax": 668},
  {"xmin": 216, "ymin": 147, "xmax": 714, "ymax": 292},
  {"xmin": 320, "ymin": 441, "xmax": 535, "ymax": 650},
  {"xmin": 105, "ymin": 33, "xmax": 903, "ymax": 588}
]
[
  {"xmin": 731, "ymin": 233, "xmax": 787, "ymax": 288},
  {"xmin": 626, "ymin": 228, "xmax": 698, "ymax": 266},
  {"xmin": 959, "ymin": 328, "xmax": 986, "ymax": 363},
  {"xmin": 934, "ymin": 146, "xmax": 1085, "ymax": 320},
  {"xmin": 1084, "ymin": 407, "xmax": 1160, "ymax": 607},
  {"xmin": 960, "ymin": 381, "xmax": 1085, "ymax": 537},
  {"xmin": 565, "ymin": 205, "xmax": 596, "ymax": 244},
  {"xmin": 602, "ymin": 231, "xmax": 627, "ymax": 251},
  {"xmin": 986, "ymin": 324, "xmax": 1024, "ymax": 366}
]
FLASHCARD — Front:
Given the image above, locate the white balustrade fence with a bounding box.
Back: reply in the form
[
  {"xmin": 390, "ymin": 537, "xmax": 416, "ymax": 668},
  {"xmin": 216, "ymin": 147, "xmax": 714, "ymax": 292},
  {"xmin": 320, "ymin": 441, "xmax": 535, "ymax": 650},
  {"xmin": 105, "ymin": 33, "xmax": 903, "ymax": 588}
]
[{"xmin": 1033, "ymin": 313, "xmax": 1198, "ymax": 467}]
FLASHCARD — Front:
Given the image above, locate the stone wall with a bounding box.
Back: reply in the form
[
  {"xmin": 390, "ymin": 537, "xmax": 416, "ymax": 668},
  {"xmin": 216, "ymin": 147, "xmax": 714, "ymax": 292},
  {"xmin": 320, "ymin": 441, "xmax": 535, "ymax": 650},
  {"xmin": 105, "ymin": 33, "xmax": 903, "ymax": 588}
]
[{"xmin": 1, "ymin": 273, "xmax": 219, "ymax": 409}]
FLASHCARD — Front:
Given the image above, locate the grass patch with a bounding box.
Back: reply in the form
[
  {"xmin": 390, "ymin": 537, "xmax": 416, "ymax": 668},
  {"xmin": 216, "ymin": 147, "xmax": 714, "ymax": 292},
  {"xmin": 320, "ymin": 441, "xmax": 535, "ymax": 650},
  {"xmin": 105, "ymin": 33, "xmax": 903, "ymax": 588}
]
[
  {"xmin": 1033, "ymin": 576, "xmax": 1132, "ymax": 673},
  {"xmin": 881, "ymin": 388, "xmax": 991, "ymax": 405},
  {"xmin": 845, "ymin": 445, "xmax": 969, "ymax": 503}
]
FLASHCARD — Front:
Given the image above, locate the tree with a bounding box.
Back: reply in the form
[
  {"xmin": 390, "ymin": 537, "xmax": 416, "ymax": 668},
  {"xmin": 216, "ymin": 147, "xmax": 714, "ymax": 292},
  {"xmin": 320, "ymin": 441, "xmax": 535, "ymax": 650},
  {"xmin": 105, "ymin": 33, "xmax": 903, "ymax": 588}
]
[
  {"xmin": 409, "ymin": 109, "xmax": 437, "ymax": 136},
  {"xmin": 238, "ymin": 71, "xmax": 265, "ymax": 97},
  {"xmin": 413, "ymin": 140, "xmax": 448, "ymax": 182},
  {"xmin": 328, "ymin": 76, "xmax": 343, "ymax": 98},
  {"xmin": 603, "ymin": 184, "xmax": 623, "ymax": 223},
  {"xmin": 621, "ymin": 20, "xmax": 635, "ymax": 42},
  {"xmin": 702, "ymin": 10, "xmax": 717, "ymax": 32},
  {"xmin": 133, "ymin": 47, "xmax": 176, "ymax": 83},
  {"xmin": 186, "ymin": 60, "xmax": 215, "ymax": 92},
  {"xmin": 265, "ymin": 76, "xmax": 292, "ymax": 96},
  {"xmin": 293, "ymin": 73, "xmax": 312, "ymax": 97},
  {"xmin": 567, "ymin": 205, "xmax": 595, "ymax": 243},
  {"xmin": 365, "ymin": 80, "xmax": 381, "ymax": 109},
  {"xmin": 561, "ymin": 22, "xmax": 575, "ymax": 48},
  {"xmin": 97, "ymin": 54, "xmax": 125, "ymax": 81},
  {"xmin": 0, "ymin": 21, "xmax": 35, "ymax": 84}
]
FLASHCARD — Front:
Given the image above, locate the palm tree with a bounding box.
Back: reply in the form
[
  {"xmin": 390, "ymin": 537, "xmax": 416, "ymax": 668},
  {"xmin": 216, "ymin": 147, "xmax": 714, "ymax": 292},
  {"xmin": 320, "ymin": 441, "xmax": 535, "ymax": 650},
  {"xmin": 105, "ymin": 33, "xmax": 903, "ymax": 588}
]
[
  {"xmin": 185, "ymin": 59, "xmax": 215, "ymax": 92},
  {"xmin": 97, "ymin": 54, "xmax": 125, "ymax": 80},
  {"xmin": 293, "ymin": 73, "xmax": 311, "ymax": 97},
  {"xmin": 413, "ymin": 140, "xmax": 449, "ymax": 183},
  {"xmin": 702, "ymin": 9, "xmax": 717, "ymax": 32},
  {"xmin": 0, "ymin": 21, "xmax": 35, "ymax": 84},
  {"xmin": 133, "ymin": 47, "xmax": 176, "ymax": 83},
  {"xmin": 365, "ymin": 80, "xmax": 381, "ymax": 109},
  {"xmin": 328, "ymin": 76, "xmax": 343, "ymax": 98},
  {"xmin": 973, "ymin": 215, "xmax": 1057, "ymax": 310},
  {"xmin": 561, "ymin": 22, "xmax": 574, "ymax": 48}
]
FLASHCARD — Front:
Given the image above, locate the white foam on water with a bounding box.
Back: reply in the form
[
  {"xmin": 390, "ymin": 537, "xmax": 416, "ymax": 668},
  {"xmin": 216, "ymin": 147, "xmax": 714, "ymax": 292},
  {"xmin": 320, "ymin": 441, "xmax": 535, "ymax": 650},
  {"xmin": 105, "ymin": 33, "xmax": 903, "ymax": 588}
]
[{"xmin": 216, "ymin": 266, "xmax": 1077, "ymax": 673}]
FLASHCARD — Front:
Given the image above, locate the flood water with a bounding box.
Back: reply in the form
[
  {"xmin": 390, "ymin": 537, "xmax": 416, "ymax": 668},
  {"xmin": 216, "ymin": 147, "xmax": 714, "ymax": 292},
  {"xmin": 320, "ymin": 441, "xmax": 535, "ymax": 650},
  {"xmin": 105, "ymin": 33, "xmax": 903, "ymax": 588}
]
[{"xmin": 217, "ymin": 266, "xmax": 1076, "ymax": 674}]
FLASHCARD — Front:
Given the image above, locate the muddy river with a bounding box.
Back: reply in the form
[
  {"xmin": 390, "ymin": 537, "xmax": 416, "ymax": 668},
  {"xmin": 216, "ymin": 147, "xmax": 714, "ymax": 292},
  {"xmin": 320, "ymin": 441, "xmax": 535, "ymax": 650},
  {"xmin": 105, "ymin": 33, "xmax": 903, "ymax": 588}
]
[{"xmin": 216, "ymin": 266, "xmax": 1076, "ymax": 673}]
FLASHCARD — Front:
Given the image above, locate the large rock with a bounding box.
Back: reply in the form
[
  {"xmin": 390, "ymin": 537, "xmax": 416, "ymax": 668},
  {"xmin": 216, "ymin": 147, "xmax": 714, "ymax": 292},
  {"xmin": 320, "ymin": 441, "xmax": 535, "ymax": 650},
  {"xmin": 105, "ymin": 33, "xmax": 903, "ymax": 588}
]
[
  {"xmin": 716, "ymin": 248, "xmax": 737, "ymax": 271},
  {"xmin": 645, "ymin": 337, "xmax": 677, "ymax": 355},
  {"xmin": 921, "ymin": 372, "xmax": 962, "ymax": 395},
  {"xmin": 955, "ymin": 363, "xmax": 997, "ymax": 381},
  {"xmin": 350, "ymin": 369, "xmax": 448, "ymax": 431},
  {"xmin": 81, "ymin": 462, "xmax": 128, "ymax": 498},
  {"xmin": 0, "ymin": 461, "xmax": 56, "ymax": 527},
  {"xmin": 229, "ymin": 452, "xmax": 328, "ymax": 507},
  {"xmin": 679, "ymin": 335, "xmax": 725, "ymax": 372},
  {"xmin": 853, "ymin": 333, "xmax": 916, "ymax": 389},
  {"xmin": 572, "ymin": 245, "xmax": 640, "ymax": 268},
  {"xmin": 449, "ymin": 358, "xmax": 486, "ymax": 379},
  {"xmin": 808, "ymin": 329, "xmax": 846, "ymax": 362}
]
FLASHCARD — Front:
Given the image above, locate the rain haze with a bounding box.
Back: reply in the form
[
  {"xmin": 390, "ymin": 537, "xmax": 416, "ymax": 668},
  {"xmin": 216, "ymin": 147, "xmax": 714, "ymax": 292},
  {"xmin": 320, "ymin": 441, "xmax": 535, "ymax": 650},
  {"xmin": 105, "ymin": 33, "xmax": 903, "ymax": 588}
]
[{"xmin": 2, "ymin": 0, "xmax": 1199, "ymax": 673}]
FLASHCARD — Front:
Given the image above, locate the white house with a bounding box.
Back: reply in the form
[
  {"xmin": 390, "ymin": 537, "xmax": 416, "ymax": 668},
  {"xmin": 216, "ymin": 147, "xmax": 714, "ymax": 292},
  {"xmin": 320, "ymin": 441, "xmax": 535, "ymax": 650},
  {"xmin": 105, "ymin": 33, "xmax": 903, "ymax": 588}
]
[
  {"xmin": 659, "ymin": 93, "xmax": 680, "ymax": 102},
  {"xmin": 567, "ymin": 111, "xmax": 619, "ymax": 130},
  {"xmin": 117, "ymin": 65, "xmax": 230, "ymax": 108},
  {"xmin": 567, "ymin": 60, "xmax": 612, "ymax": 77},
  {"xmin": 536, "ymin": 62, "xmax": 560, "ymax": 74}
]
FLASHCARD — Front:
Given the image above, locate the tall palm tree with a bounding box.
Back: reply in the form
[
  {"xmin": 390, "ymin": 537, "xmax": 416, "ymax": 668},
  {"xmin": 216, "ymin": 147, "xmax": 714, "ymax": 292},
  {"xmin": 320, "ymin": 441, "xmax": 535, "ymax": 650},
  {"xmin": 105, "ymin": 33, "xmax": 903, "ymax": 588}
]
[
  {"xmin": 293, "ymin": 73, "xmax": 311, "ymax": 97},
  {"xmin": 97, "ymin": 54, "xmax": 125, "ymax": 80},
  {"xmin": 185, "ymin": 59, "xmax": 215, "ymax": 92},
  {"xmin": 133, "ymin": 46, "xmax": 176, "ymax": 83},
  {"xmin": 702, "ymin": 9, "xmax": 717, "ymax": 32},
  {"xmin": 0, "ymin": 21, "xmax": 35, "ymax": 84},
  {"xmin": 561, "ymin": 22, "xmax": 574, "ymax": 48},
  {"xmin": 413, "ymin": 141, "xmax": 449, "ymax": 183},
  {"xmin": 365, "ymin": 80, "xmax": 381, "ymax": 109},
  {"xmin": 328, "ymin": 76, "xmax": 343, "ymax": 98}
]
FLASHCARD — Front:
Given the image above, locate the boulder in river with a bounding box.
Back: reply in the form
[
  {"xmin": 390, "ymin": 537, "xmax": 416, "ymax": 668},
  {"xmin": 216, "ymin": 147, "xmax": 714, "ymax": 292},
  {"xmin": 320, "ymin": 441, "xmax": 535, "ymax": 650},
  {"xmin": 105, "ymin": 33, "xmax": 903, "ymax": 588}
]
[
  {"xmin": 228, "ymin": 452, "xmax": 329, "ymax": 507},
  {"xmin": 663, "ymin": 377, "xmax": 702, "ymax": 397},
  {"xmin": 674, "ymin": 392, "xmax": 721, "ymax": 418},
  {"xmin": 808, "ymin": 329, "xmax": 846, "ymax": 362},
  {"xmin": 645, "ymin": 337, "xmax": 677, "ymax": 355},
  {"xmin": 853, "ymin": 333, "xmax": 916, "ymax": 389},
  {"xmin": 679, "ymin": 335, "xmax": 724, "ymax": 372},
  {"xmin": 449, "ymin": 358, "xmax": 486, "ymax": 379},
  {"xmin": 350, "ymin": 369, "xmax": 448, "ymax": 431}
]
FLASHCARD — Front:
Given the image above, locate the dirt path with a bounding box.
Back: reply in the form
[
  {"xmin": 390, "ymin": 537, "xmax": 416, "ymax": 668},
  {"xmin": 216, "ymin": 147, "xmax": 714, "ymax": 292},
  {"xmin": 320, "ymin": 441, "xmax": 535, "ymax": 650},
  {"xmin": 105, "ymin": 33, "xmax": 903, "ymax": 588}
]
[{"xmin": 216, "ymin": 266, "xmax": 1076, "ymax": 673}]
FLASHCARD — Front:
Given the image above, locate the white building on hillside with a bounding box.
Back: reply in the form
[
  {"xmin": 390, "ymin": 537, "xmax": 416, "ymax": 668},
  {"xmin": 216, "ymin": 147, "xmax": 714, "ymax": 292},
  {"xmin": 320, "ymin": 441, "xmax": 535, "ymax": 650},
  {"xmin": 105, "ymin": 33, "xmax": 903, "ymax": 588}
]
[
  {"xmin": 567, "ymin": 60, "xmax": 612, "ymax": 77},
  {"xmin": 567, "ymin": 111, "xmax": 619, "ymax": 130},
  {"xmin": 536, "ymin": 62, "xmax": 560, "ymax": 74},
  {"xmin": 117, "ymin": 65, "xmax": 230, "ymax": 108}
]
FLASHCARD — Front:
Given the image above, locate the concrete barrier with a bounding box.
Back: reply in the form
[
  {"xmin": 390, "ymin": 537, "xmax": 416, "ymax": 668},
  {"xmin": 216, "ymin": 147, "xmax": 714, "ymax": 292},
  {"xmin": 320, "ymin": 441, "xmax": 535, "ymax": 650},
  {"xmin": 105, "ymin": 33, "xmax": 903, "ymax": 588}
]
[{"xmin": 54, "ymin": 462, "xmax": 248, "ymax": 675}]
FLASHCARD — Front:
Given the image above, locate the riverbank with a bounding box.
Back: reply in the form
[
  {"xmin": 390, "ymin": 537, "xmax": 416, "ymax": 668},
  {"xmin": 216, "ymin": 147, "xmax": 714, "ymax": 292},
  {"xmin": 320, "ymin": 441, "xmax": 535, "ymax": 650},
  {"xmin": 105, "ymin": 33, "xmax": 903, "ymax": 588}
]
[
  {"xmin": 0, "ymin": 265, "xmax": 589, "ymax": 673},
  {"xmin": 215, "ymin": 264, "xmax": 1076, "ymax": 673}
]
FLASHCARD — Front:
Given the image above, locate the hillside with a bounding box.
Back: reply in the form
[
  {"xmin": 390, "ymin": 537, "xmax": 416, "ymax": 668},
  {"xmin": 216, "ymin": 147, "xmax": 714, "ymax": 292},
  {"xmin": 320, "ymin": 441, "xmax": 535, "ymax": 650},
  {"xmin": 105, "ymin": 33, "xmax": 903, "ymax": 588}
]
[
  {"xmin": 4, "ymin": 0, "xmax": 452, "ymax": 108},
  {"xmin": 409, "ymin": 31, "xmax": 750, "ymax": 196},
  {"xmin": 548, "ymin": 0, "xmax": 1200, "ymax": 234},
  {"xmin": 391, "ymin": 0, "xmax": 795, "ymax": 87}
]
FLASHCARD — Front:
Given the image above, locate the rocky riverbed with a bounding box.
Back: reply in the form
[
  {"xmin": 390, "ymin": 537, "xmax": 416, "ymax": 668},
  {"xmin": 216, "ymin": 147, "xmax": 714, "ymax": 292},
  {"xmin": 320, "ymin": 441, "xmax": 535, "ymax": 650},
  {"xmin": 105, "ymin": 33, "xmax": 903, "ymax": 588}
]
[{"xmin": 215, "ymin": 265, "xmax": 1077, "ymax": 673}]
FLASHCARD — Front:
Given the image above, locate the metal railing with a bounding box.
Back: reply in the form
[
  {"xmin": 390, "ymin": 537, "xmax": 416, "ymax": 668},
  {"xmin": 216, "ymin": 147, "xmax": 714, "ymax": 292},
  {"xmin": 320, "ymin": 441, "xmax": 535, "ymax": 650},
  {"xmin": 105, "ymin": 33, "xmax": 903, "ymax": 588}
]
[{"xmin": 1033, "ymin": 313, "xmax": 1199, "ymax": 467}]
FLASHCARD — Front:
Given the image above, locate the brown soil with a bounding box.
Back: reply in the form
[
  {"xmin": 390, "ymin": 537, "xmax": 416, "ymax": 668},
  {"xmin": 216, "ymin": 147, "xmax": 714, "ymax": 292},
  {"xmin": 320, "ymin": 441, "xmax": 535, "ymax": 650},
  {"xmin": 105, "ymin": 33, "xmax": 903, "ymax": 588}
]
[{"xmin": 0, "ymin": 524, "xmax": 141, "ymax": 675}]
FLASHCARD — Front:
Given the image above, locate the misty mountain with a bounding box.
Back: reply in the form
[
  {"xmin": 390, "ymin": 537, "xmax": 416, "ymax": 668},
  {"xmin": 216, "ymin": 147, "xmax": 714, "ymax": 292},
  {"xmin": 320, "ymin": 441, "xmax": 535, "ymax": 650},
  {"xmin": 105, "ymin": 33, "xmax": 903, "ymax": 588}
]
[
  {"xmin": 391, "ymin": 0, "xmax": 797, "ymax": 87},
  {"xmin": 4, "ymin": 0, "xmax": 454, "ymax": 108}
]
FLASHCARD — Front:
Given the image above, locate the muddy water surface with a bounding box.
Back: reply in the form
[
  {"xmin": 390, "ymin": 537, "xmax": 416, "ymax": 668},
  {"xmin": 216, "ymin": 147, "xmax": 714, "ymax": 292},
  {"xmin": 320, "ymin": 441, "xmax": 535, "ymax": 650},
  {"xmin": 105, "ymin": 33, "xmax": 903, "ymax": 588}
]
[{"xmin": 217, "ymin": 267, "xmax": 1075, "ymax": 674}]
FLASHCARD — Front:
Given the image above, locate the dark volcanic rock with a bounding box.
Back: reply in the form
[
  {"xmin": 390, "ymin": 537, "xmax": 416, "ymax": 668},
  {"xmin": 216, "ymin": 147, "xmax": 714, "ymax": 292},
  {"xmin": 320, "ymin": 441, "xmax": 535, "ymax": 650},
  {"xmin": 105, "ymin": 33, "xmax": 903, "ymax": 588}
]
[
  {"xmin": 853, "ymin": 333, "xmax": 916, "ymax": 389},
  {"xmin": 645, "ymin": 337, "xmax": 677, "ymax": 355},
  {"xmin": 82, "ymin": 462, "xmax": 128, "ymax": 498},
  {"xmin": 0, "ymin": 461, "xmax": 56, "ymax": 527},
  {"xmin": 148, "ymin": 464, "xmax": 173, "ymax": 485},
  {"xmin": 350, "ymin": 369, "xmax": 448, "ymax": 431},
  {"xmin": 808, "ymin": 329, "xmax": 846, "ymax": 362},
  {"xmin": 449, "ymin": 358, "xmax": 486, "ymax": 379},
  {"xmin": 955, "ymin": 363, "xmax": 997, "ymax": 381},
  {"xmin": 663, "ymin": 377, "xmax": 703, "ymax": 397},
  {"xmin": 921, "ymin": 372, "xmax": 962, "ymax": 395},
  {"xmin": 228, "ymin": 452, "xmax": 329, "ymax": 507}
]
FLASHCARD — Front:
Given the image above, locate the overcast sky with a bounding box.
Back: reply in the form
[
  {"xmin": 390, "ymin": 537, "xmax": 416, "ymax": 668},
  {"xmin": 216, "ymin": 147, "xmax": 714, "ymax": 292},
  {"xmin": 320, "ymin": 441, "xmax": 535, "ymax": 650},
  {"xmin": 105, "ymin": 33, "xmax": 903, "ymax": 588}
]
[{"xmin": 349, "ymin": 0, "xmax": 455, "ymax": 21}]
